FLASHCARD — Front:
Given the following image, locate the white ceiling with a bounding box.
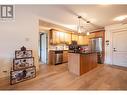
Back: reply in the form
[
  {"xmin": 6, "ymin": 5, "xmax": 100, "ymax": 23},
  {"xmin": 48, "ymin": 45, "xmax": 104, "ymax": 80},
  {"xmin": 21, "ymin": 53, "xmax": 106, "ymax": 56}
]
[{"xmin": 23, "ymin": 5, "xmax": 127, "ymax": 32}]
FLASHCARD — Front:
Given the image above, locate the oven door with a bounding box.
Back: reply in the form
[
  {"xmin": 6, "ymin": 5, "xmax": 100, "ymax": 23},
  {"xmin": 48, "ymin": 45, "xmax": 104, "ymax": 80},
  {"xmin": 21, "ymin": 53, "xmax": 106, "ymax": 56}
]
[{"xmin": 55, "ymin": 53, "xmax": 63, "ymax": 64}]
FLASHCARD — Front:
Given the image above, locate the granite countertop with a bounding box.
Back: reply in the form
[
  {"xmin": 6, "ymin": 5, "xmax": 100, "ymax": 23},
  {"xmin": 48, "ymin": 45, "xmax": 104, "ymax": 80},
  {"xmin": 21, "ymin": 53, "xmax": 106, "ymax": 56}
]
[
  {"xmin": 49, "ymin": 50, "xmax": 68, "ymax": 51},
  {"xmin": 68, "ymin": 52, "xmax": 96, "ymax": 54}
]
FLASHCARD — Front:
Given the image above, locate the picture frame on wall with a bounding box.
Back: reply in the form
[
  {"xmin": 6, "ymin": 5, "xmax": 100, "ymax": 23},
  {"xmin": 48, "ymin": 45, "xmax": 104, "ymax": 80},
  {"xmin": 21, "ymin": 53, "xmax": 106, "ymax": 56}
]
[
  {"xmin": 15, "ymin": 50, "xmax": 32, "ymax": 58},
  {"xmin": 13, "ymin": 57, "xmax": 34, "ymax": 70},
  {"xmin": 10, "ymin": 66, "xmax": 36, "ymax": 85}
]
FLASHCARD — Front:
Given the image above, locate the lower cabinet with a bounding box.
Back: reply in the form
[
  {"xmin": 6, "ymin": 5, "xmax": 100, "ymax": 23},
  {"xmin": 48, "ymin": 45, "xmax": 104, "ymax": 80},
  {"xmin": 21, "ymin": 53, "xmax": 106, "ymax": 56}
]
[
  {"xmin": 68, "ymin": 53, "xmax": 98, "ymax": 76},
  {"xmin": 49, "ymin": 51, "xmax": 56, "ymax": 65},
  {"xmin": 63, "ymin": 51, "xmax": 68, "ymax": 63},
  {"xmin": 49, "ymin": 50, "xmax": 68, "ymax": 65},
  {"xmin": 80, "ymin": 53, "xmax": 97, "ymax": 75}
]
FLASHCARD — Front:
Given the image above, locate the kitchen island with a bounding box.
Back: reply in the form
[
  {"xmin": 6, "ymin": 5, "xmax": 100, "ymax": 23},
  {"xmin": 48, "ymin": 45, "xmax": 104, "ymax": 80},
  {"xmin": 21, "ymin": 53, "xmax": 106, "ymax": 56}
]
[{"xmin": 68, "ymin": 52, "xmax": 97, "ymax": 76}]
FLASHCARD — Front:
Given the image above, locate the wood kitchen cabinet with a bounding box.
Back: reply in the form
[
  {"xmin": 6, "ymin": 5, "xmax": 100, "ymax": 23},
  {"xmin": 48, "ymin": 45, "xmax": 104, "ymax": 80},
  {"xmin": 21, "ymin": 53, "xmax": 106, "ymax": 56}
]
[
  {"xmin": 59, "ymin": 32, "xmax": 65, "ymax": 43},
  {"xmin": 49, "ymin": 30, "xmax": 60, "ymax": 45},
  {"xmin": 48, "ymin": 50, "xmax": 56, "ymax": 65},
  {"xmin": 84, "ymin": 36, "xmax": 89, "ymax": 45},
  {"xmin": 50, "ymin": 30, "xmax": 72, "ymax": 45},
  {"xmin": 63, "ymin": 51, "xmax": 68, "ymax": 63},
  {"xmin": 88, "ymin": 33, "xmax": 95, "ymax": 39},
  {"xmin": 80, "ymin": 53, "xmax": 97, "ymax": 75},
  {"xmin": 68, "ymin": 53, "xmax": 97, "ymax": 76},
  {"xmin": 49, "ymin": 50, "xmax": 68, "ymax": 65},
  {"xmin": 72, "ymin": 34, "xmax": 78, "ymax": 42},
  {"xmin": 64, "ymin": 33, "xmax": 71, "ymax": 45},
  {"xmin": 95, "ymin": 31, "xmax": 103, "ymax": 37},
  {"xmin": 49, "ymin": 29, "xmax": 104, "ymax": 46},
  {"xmin": 78, "ymin": 35, "xmax": 85, "ymax": 45},
  {"xmin": 55, "ymin": 31, "xmax": 60, "ymax": 44}
]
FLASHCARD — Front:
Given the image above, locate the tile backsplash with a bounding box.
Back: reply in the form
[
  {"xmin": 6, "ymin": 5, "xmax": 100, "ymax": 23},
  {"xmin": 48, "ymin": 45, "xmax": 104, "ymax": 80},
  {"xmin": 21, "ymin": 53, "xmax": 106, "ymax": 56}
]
[{"xmin": 49, "ymin": 45, "xmax": 69, "ymax": 50}]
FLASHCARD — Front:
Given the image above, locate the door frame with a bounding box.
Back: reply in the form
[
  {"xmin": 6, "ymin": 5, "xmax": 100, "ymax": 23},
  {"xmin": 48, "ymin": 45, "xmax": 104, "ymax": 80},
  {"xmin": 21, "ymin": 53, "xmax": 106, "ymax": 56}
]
[
  {"xmin": 39, "ymin": 32, "xmax": 48, "ymax": 64},
  {"xmin": 112, "ymin": 30, "xmax": 127, "ymax": 66},
  {"xmin": 105, "ymin": 25, "xmax": 127, "ymax": 65}
]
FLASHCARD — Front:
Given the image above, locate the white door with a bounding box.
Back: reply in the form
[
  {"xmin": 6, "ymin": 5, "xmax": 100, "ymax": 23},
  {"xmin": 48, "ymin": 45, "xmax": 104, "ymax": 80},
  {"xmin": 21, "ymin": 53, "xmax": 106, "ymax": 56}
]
[
  {"xmin": 112, "ymin": 30, "xmax": 127, "ymax": 67},
  {"xmin": 40, "ymin": 33, "xmax": 47, "ymax": 64}
]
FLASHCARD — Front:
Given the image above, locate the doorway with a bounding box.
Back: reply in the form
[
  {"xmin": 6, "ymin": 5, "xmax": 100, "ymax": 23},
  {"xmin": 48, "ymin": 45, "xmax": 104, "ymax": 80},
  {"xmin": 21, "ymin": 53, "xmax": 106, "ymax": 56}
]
[
  {"xmin": 39, "ymin": 32, "xmax": 48, "ymax": 64},
  {"xmin": 112, "ymin": 30, "xmax": 127, "ymax": 67}
]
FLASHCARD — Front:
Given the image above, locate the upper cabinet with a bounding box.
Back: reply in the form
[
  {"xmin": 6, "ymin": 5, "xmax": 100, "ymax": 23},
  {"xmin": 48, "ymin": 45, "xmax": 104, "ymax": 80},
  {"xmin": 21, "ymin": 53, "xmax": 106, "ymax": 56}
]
[
  {"xmin": 59, "ymin": 32, "xmax": 65, "ymax": 43},
  {"xmin": 50, "ymin": 30, "xmax": 60, "ymax": 45},
  {"xmin": 78, "ymin": 35, "xmax": 84, "ymax": 45},
  {"xmin": 88, "ymin": 33, "xmax": 95, "ymax": 39},
  {"xmin": 78, "ymin": 35, "xmax": 89, "ymax": 45},
  {"xmin": 95, "ymin": 31, "xmax": 104, "ymax": 37},
  {"xmin": 88, "ymin": 31, "xmax": 104, "ymax": 38},
  {"xmin": 84, "ymin": 36, "xmax": 89, "ymax": 45},
  {"xmin": 49, "ymin": 30, "xmax": 72, "ymax": 45},
  {"xmin": 49, "ymin": 29, "xmax": 104, "ymax": 45},
  {"xmin": 64, "ymin": 33, "xmax": 71, "ymax": 45},
  {"xmin": 72, "ymin": 34, "xmax": 78, "ymax": 42}
]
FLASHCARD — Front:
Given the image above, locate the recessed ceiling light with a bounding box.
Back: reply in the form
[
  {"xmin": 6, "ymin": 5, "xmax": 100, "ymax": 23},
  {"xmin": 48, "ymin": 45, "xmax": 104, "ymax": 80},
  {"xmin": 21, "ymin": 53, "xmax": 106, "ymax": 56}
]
[{"xmin": 114, "ymin": 15, "xmax": 127, "ymax": 21}]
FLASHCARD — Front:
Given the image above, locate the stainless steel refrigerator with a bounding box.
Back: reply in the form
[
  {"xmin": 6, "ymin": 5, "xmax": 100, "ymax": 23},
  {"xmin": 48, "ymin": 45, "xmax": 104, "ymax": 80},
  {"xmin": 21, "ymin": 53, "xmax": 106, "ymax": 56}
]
[{"xmin": 90, "ymin": 37, "xmax": 103, "ymax": 63}]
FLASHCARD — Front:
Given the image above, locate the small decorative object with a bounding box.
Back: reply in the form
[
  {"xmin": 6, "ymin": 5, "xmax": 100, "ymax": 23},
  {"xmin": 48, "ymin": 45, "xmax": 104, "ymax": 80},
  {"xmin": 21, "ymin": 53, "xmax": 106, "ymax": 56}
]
[
  {"xmin": 21, "ymin": 46, "xmax": 26, "ymax": 51},
  {"xmin": 15, "ymin": 50, "xmax": 32, "ymax": 58},
  {"xmin": 13, "ymin": 57, "xmax": 34, "ymax": 70},
  {"xmin": 10, "ymin": 46, "xmax": 36, "ymax": 85},
  {"xmin": 10, "ymin": 66, "xmax": 36, "ymax": 85}
]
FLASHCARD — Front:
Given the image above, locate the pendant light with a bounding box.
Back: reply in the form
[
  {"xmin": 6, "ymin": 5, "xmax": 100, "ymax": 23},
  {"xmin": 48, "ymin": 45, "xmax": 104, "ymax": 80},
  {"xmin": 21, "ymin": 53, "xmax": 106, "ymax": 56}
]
[
  {"xmin": 77, "ymin": 16, "xmax": 82, "ymax": 33},
  {"xmin": 77, "ymin": 16, "xmax": 91, "ymax": 35}
]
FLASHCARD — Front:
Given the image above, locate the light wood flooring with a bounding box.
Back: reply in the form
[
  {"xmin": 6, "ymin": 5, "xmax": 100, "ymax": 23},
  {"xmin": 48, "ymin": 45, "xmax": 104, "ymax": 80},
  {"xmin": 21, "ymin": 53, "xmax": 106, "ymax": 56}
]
[{"xmin": 0, "ymin": 63, "xmax": 127, "ymax": 90}]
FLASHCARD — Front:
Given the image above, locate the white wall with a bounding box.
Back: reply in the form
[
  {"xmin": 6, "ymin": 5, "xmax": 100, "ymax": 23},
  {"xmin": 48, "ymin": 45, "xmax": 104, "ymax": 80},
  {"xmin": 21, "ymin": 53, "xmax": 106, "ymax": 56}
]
[
  {"xmin": 0, "ymin": 6, "xmax": 39, "ymax": 78},
  {"xmin": 105, "ymin": 23, "xmax": 127, "ymax": 64}
]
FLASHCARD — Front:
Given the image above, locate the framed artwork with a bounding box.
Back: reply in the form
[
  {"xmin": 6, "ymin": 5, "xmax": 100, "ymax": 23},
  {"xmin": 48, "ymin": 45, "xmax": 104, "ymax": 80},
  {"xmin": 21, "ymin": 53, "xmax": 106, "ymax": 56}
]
[
  {"xmin": 13, "ymin": 57, "xmax": 34, "ymax": 70},
  {"xmin": 15, "ymin": 50, "xmax": 32, "ymax": 58},
  {"xmin": 10, "ymin": 66, "xmax": 36, "ymax": 85}
]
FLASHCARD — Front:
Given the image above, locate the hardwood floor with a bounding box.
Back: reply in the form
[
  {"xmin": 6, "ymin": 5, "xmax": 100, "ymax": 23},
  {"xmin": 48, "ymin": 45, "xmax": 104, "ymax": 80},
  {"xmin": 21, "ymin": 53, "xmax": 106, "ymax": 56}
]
[{"xmin": 0, "ymin": 63, "xmax": 127, "ymax": 90}]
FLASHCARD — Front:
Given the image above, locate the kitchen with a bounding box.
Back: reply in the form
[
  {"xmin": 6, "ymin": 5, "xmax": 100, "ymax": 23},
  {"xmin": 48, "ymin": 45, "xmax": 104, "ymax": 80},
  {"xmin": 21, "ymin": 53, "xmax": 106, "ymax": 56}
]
[
  {"xmin": 1, "ymin": 5, "xmax": 127, "ymax": 90},
  {"xmin": 39, "ymin": 19, "xmax": 105, "ymax": 76}
]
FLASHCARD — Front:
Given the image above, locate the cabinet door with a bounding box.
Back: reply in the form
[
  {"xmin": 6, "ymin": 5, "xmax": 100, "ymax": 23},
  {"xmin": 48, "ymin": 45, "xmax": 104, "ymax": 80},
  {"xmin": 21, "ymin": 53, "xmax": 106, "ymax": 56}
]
[
  {"xmin": 95, "ymin": 31, "xmax": 103, "ymax": 37},
  {"xmin": 50, "ymin": 31, "xmax": 60, "ymax": 44},
  {"xmin": 64, "ymin": 33, "xmax": 71, "ymax": 45},
  {"xmin": 72, "ymin": 34, "xmax": 78, "ymax": 42},
  {"xmin": 52, "ymin": 31, "xmax": 56, "ymax": 44},
  {"xmin": 88, "ymin": 33, "xmax": 95, "ymax": 39},
  {"xmin": 53, "ymin": 31, "xmax": 60, "ymax": 44},
  {"xmin": 84, "ymin": 36, "xmax": 89, "ymax": 45},
  {"xmin": 59, "ymin": 32, "xmax": 65, "ymax": 43},
  {"xmin": 63, "ymin": 51, "xmax": 68, "ymax": 62},
  {"xmin": 78, "ymin": 36, "xmax": 84, "ymax": 45}
]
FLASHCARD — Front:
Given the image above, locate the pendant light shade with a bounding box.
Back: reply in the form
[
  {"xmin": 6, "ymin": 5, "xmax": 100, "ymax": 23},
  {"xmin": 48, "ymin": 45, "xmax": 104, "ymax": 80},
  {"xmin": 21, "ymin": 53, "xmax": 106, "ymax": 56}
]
[
  {"xmin": 77, "ymin": 16, "xmax": 91, "ymax": 35},
  {"xmin": 77, "ymin": 16, "xmax": 82, "ymax": 33}
]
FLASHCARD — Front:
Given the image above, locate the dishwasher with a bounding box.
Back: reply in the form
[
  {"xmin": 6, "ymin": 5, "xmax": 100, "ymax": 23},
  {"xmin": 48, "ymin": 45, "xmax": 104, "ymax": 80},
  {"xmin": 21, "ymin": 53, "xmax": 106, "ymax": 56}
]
[{"xmin": 55, "ymin": 50, "xmax": 63, "ymax": 65}]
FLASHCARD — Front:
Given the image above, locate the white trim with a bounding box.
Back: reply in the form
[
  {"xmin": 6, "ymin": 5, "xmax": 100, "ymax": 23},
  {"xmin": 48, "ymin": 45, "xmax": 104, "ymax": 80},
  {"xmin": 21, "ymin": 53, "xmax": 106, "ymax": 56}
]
[{"xmin": 105, "ymin": 23, "xmax": 127, "ymax": 65}]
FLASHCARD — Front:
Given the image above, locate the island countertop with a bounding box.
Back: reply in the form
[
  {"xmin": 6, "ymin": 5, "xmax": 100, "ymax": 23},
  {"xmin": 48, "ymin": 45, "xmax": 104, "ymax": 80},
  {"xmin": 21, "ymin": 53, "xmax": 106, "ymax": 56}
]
[
  {"xmin": 68, "ymin": 52, "xmax": 98, "ymax": 76},
  {"xmin": 68, "ymin": 52, "xmax": 97, "ymax": 55}
]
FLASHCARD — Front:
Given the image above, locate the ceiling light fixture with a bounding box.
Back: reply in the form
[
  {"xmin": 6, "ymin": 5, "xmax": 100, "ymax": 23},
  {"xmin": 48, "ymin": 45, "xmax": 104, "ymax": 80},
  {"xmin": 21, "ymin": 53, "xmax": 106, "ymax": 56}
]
[
  {"xmin": 77, "ymin": 16, "xmax": 91, "ymax": 35},
  {"xmin": 77, "ymin": 16, "xmax": 82, "ymax": 33},
  {"xmin": 114, "ymin": 15, "xmax": 127, "ymax": 21}
]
